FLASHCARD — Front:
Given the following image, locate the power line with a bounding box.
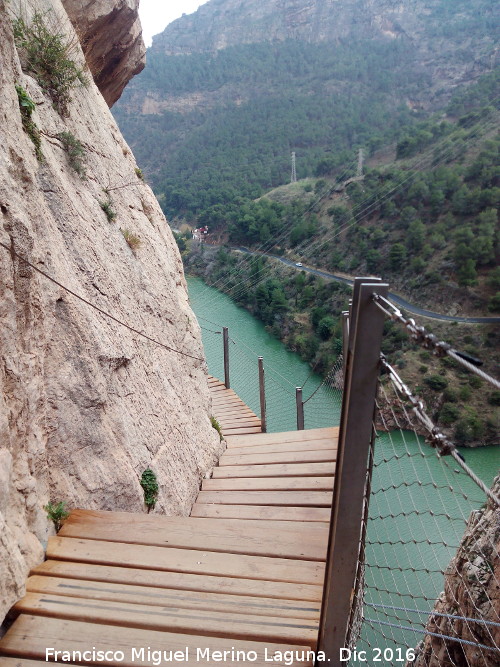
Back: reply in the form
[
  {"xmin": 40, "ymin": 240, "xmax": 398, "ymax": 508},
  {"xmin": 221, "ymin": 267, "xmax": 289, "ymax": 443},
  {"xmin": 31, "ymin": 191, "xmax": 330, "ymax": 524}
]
[{"xmin": 0, "ymin": 240, "xmax": 205, "ymax": 362}]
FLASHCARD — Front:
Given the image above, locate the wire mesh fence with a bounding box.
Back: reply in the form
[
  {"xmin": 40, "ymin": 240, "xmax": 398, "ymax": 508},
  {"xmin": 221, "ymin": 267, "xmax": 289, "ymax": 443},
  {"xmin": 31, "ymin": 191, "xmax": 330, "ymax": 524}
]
[
  {"xmin": 346, "ymin": 297, "xmax": 500, "ymax": 667},
  {"xmin": 351, "ymin": 411, "xmax": 499, "ymax": 664},
  {"xmin": 303, "ymin": 356, "xmax": 344, "ymax": 430}
]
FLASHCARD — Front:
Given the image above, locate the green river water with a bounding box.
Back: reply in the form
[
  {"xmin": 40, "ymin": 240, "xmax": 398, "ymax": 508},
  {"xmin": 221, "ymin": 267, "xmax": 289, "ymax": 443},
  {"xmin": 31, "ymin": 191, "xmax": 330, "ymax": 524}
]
[{"xmin": 188, "ymin": 276, "xmax": 499, "ymax": 663}]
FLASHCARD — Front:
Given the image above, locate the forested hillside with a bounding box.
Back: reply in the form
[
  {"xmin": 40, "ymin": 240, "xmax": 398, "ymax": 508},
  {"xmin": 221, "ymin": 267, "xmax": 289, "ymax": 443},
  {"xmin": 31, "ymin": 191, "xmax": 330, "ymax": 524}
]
[
  {"xmin": 113, "ymin": 0, "xmax": 498, "ymax": 220},
  {"xmin": 182, "ymin": 74, "xmax": 499, "ymax": 447}
]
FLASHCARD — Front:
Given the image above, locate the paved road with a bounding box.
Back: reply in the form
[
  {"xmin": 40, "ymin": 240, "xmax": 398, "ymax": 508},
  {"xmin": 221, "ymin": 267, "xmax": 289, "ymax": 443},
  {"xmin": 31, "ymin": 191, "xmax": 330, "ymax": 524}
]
[{"xmin": 232, "ymin": 247, "xmax": 500, "ymax": 325}]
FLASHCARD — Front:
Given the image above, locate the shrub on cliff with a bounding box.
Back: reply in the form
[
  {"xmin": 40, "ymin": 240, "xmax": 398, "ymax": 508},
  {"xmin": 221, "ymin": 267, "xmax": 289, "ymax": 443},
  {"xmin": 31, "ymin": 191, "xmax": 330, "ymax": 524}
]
[
  {"xmin": 13, "ymin": 10, "xmax": 88, "ymax": 114},
  {"xmin": 57, "ymin": 131, "xmax": 86, "ymax": 176},
  {"xmin": 15, "ymin": 84, "xmax": 43, "ymax": 161},
  {"xmin": 140, "ymin": 469, "xmax": 159, "ymax": 512}
]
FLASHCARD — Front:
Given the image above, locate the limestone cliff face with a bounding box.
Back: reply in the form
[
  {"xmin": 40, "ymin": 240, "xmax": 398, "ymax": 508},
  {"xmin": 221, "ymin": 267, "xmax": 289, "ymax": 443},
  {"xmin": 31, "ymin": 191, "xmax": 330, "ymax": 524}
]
[
  {"xmin": 128, "ymin": 0, "xmax": 497, "ymax": 118},
  {"xmin": 152, "ymin": 0, "xmax": 411, "ymax": 54},
  {"xmin": 0, "ymin": 0, "xmax": 222, "ymax": 622},
  {"xmin": 152, "ymin": 0, "xmax": 496, "ymax": 70},
  {"xmin": 412, "ymin": 475, "xmax": 500, "ymax": 666},
  {"xmin": 62, "ymin": 0, "xmax": 145, "ymax": 106}
]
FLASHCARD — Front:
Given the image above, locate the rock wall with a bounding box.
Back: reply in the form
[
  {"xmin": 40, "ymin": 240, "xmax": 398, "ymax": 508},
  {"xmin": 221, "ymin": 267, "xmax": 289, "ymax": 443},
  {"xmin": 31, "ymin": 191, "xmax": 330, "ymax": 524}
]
[
  {"xmin": 412, "ymin": 475, "xmax": 500, "ymax": 666},
  {"xmin": 152, "ymin": 0, "xmax": 497, "ymax": 71},
  {"xmin": 62, "ymin": 0, "xmax": 145, "ymax": 106},
  {"xmin": 0, "ymin": 0, "xmax": 222, "ymax": 622}
]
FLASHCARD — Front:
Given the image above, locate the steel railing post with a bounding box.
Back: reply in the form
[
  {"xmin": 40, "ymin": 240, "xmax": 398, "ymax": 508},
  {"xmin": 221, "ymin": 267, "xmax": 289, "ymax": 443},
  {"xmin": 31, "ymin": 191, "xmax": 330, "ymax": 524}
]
[
  {"xmin": 258, "ymin": 356, "xmax": 267, "ymax": 433},
  {"xmin": 341, "ymin": 310, "xmax": 349, "ymax": 377},
  {"xmin": 296, "ymin": 387, "xmax": 304, "ymax": 430},
  {"xmin": 316, "ymin": 279, "xmax": 388, "ymax": 666},
  {"xmin": 223, "ymin": 327, "xmax": 230, "ymax": 389}
]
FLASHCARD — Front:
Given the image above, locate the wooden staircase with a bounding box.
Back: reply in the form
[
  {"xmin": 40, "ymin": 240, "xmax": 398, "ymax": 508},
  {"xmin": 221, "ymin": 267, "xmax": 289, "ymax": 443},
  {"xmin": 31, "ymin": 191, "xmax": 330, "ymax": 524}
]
[{"xmin": 0, "ymin": 379, "xmax": 338, "ymax": 666}]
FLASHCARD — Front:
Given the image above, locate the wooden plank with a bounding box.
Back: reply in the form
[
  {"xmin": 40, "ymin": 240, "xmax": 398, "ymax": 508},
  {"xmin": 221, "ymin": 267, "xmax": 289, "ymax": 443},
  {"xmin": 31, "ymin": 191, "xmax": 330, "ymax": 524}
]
[
  {"xmin": 219, "ymin": 418, "xmax": 261, "ymax": 431},
  {"xmin": 14, "ymin": 593, "xmax": 319, "ymax": 647},
  {"xmin": 196, "ymin": 490, "xmax": 333, "ymax": 508},
  {"xmin": 213, "ymin": 410, "xmax": 258, "ymax": 421},
  {"xmin": 213, "ymin": 406, "xmax": 254, "ymax": 414},
  {"xmin": 202, "ymin": 477, "xmax": 334, "ymax": 491},
  {"xmin": 212, "ymin": 462, "xmax": 335, "ymax": 479},
  {"xmin": 219, "ymin": 425, "xmax": 262, "ymax": 434},
  {"xmin": 221, "ymin": 426, "xmax": 262, "ymax": 435},
  {"xmin": 0, "ymin": 615, "xmax": 314, "ymax": 666},
  {"xmin": 25, "ymin": 575, "xmax": 321, "ymax": 619},
  {"xmin": 218, "ymin": 423, "xmax": 262, "ymax": 432},
  {"xmin": 216, "ymin": 409, "xmax": 259, "ymax": 419},
  {"xmin": 218, "ymin": 423, "xmax": 262, "ymax": 433},
  {"xmin": 209, "ymin": 382, "xmax": 234, "ymax": 390},
  {"xmin": 226, "ymin": 439, "xmax": 337, "ymax": 456},
  {"xmin": 210, "ymin": 387, "xmax": 240, "ymax": 397},
  {"xmin": 216, "ymin": 410, "xmax": 257, "ymax": 420},
  {"xmin": 217, "ymin": 417, "xmax": 262, "ymax": 428},
  {"xmin": 210, "ymin": 394, "xmax": 245, "ymax": 405},
  {"xmin": 31, "ymin": 561, "xmax": 323, "ymax": 602},
  {"xmin": 211, "ymin": 401, "xmax": 249, "ymax": 411},
  {"xmin": 212, "ymin": 405, "xmax": 257, "ymax": 416},
  {"xmin": 46, "ymin": 537, "xmax": 326, "ymax": 584},
  {"xmin": 219, "ymin": 449, "xmax": 336, "ymax": 466},
  {"xmin": 225, "ymin": 427, "xmax": 339, "ymax": 447},
  {"xmin": 221, "ymin": 426, "xmax": 263, "ymax": 435},
  {"xmin": 191, "ymin": 504, "xmax": 331, "ymax": 522},
  {"xmin": 211, "ymin": 400, "xmax": 248, "ymax": 410},
  {"xmin": 59, "ymin": 510, "xmax": 327, "ymax": 561}
]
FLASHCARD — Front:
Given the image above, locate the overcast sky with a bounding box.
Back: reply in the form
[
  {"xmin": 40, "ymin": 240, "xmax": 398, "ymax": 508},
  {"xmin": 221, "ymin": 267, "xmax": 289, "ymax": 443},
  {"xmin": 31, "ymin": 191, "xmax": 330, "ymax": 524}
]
[{"xmin": 138, "ymin": 1, "xmax": 208, "ymax": 47}]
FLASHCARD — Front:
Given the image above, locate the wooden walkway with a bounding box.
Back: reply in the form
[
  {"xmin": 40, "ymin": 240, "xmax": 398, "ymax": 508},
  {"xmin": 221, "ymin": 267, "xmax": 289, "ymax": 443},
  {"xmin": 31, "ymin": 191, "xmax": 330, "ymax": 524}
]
[
  {"xmin": 0, "ymin": 379, "xmax": 338, "ymax": 666},
  {"xmin": 208, "ymin": 375, "xmax": 262, "ymax": 436}
]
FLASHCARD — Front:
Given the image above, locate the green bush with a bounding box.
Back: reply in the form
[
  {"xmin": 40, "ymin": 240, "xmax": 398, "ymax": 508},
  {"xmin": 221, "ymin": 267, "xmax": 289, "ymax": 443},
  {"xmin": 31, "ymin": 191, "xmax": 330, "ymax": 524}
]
[
  {"xmin": 454, "ymin": 410, "xmax": 485, "ymax": 444},
  {"xmin": 99, "ymin": 200, "xmax": 116, "ymax": 222},
  {"xmin": 389, "ymin": 243, "xmax": 407, "ymax": 271},
  {"xmin": 440, "ymin": 403, "xmax": 460, "ymax": 426},
  {"xmin": 443, "ymin": 387, "xmax": 458, "ymax": 403},
  {"xmin": 210, "ymin": 416, "xmax": 223, "ymax": 441},
  {"xmin": 44, "ymin": 500, "xmax": 70, "ymax": 531},
  {"xmin": 13, "ymin": 11, "xmax": 88, "ymax": 114},
  {"xmin": 121, "ymin": 228, "xmax": 141, "ymax": 252},
  {"xmin": 317, "ymin": 315, "xmax": 335, "ymax": 340},
  {"xmin": 57, "ymin": 131, "xmax": 85, "ymax": 176},
  {"xmin": 488, "ymin": 391, "xmax": 500, "ymax": 406},
  {"xmin": 15, "ymin": 84, "xmax": 42, "ymax": 160},
  {"xmin": 140, "ymin": 469, "xmax": 158, "ymax": 512},
  {"xmin": 459, "ymin": 385, "xmax": 472, "ymax": 401},
  {"xmin": 488, "ymin": 292, "xmax": 500, "ymax": 312},
  {"xmin": 424, "ymin": 375, "xmax": 448, "ymax": 391},
  {"xmin": 468, "ymin": 375, "xmax": 482, "ymax": 389}
]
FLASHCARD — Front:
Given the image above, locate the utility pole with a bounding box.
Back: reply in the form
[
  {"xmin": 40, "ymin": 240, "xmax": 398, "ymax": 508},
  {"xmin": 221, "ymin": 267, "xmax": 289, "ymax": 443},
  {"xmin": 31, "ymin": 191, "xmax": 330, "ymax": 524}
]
[
  {"xmin": 291, "ymin": 151, "xmax": 297, "ymax": 183},
  {"xmin": 357, "ymin": 148, "xmax": 364, "ymax": 178}
]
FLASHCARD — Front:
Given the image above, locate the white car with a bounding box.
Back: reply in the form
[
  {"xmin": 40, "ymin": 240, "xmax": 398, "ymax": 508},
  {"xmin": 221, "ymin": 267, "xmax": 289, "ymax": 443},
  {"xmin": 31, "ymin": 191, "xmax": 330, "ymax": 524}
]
[{"xmin": 295, "ymin": 262, "xmax": 303, "ymax": 267}]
